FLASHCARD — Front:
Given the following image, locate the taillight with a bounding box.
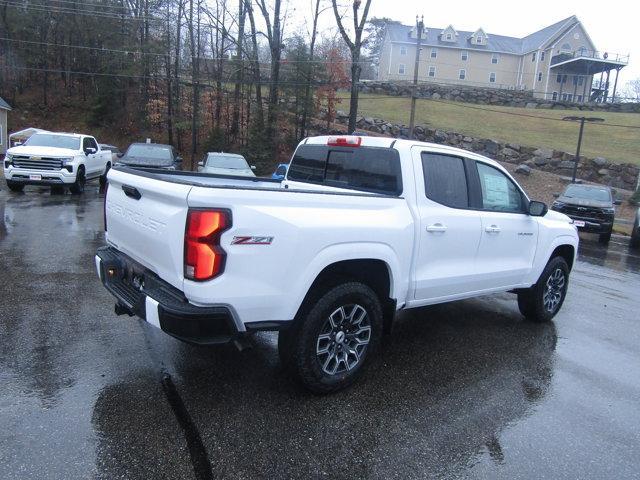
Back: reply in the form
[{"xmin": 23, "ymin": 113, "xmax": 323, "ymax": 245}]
[
  {"xmin": 184, "ymin": 209, "xmax": 231, "ymax": 281},
  {"xmin": 327, "ymin": 136, "xmax": 361, "ymax": 147},
  {"xmin": 103, "ymin": 184, "xmax": 108, "ymax": 231}
]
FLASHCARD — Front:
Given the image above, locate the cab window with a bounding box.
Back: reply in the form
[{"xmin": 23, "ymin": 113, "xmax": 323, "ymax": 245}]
[
  {"xmin": 475, "ymin": 162, "xmax": 524, "ymax": 213},
  {"xmin": 421, "ymin": 152, "xmax": 469, "ymax": 208}
]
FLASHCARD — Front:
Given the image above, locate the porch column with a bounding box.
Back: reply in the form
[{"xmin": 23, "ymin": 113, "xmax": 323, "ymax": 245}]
[
  {"xmin": 558, "ymin": 72, "xmax": 564, "ymax": 99},
  {"xmin": 572, "ymin": 75, "xmax": 578, "ymax": 101},
  {"xmin": 611, "ymin": 68, "xmax": 620, "ymax": 102}
]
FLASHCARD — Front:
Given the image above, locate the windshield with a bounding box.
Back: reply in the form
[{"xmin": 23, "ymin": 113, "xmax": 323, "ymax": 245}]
[
  {"xmin": 206, "ymin": 154, "xmax": 249, "ymax": 169},
  {"xmin": 24, "ymin": 133, "xmax": 80, "ymax": 150},
  {"xmin": 564, "ymin": 185, "xmax": 611, "ymax": 202},
  {"xmin": 125, "ymin": 144, "xmax": 172, "ymax": 160}
]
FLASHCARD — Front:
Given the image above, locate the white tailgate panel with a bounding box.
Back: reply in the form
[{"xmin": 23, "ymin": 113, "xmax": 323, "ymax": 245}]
[{"xmin": 105, "ymin": 169, "xmax": 192, "ymax": 290}]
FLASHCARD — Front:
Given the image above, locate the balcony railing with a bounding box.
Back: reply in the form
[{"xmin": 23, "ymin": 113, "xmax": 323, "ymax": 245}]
[{"xmin": 551, "ymin": 49, "xmax": 629, "ymax": 66}]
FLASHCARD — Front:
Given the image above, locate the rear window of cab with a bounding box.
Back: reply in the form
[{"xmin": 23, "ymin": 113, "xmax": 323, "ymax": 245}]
[{"xmin": 287, "ymin": 144, "xmax": 403, "ymax": 195}]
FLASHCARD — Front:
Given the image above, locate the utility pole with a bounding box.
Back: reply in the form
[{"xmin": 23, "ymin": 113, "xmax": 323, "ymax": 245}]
[
  {"xmin": 562, "ymin": 116, "xmax": 605, "ymax": 183},
  {"xmin": 408, "ymin": 15, "xmax": 424, "ymax": 140}
]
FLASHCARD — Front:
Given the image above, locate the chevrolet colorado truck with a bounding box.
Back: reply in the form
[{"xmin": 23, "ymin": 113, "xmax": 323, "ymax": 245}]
[
  {"xmin": 96, "ymin": 135, "xmax": 579, "ymax": 393},
  {"xmin": 4, "ymin": 131, "xmax": 112, "ymax": 194}
]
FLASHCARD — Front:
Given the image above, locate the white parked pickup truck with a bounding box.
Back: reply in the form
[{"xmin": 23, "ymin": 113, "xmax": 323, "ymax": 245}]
[
  {"xmin": 96, "ymin": 135, "xmax": 578, "ymax": 393},
  {"xmin": 4, "ymin": 132, "xmax": 112, "ymax": 194}
]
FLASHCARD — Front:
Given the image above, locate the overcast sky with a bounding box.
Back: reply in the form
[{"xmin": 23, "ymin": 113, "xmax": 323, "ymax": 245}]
[{"xmin": 301, "ymin": 0, "xmax": 639, "ymax": 88}]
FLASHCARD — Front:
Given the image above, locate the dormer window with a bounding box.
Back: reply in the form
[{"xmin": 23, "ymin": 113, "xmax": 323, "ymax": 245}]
[
  {"xmin": 400, "ymin": 46, "xmax": 407, "ymax": 56},
  {"xmin": 470, "ymin": 28, "xmax": 487, "ymax": 45},
  {"xmin": 440, "ymin": 25, "xmax": 457, "ymax": 43}
]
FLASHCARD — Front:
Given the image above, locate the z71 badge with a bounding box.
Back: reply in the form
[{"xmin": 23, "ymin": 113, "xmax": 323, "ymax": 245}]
[{"xmin": 231, "ymin": 236, "xmax": 274, "ymax": 245}]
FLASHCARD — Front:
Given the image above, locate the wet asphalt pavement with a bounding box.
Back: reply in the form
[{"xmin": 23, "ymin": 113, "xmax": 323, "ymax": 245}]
[{"xmin": 1, "ymin": 185, "xmax": 639, "ymax": 480}]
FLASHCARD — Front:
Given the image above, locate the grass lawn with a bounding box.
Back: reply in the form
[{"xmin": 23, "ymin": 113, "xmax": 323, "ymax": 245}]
[{"xmin": 348, "ymin": 94, "xmax": 640, "ymax": 165}]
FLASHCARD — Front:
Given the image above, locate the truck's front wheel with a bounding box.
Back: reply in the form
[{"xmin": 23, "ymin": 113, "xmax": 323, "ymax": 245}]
[
  {"xmin": 279, "ymin": 281, "xmax": 383, "ymax": 394},
  {"xmin": 517, "ymin": 256, "xmax": 570, "ymax": 323},
  {"xmin": 69, "ymin": 167, "xmax": 86, "ymax": 195},
  {"xmin": 6, "ymin": 181, "xmax": 24, "ymax": 192}
]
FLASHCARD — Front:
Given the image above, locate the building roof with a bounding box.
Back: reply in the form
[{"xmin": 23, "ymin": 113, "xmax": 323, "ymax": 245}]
[
  {"xmin": 385, "ymin": 16, "xmax": 579, "ymax": 55},
  {"xmin": 0, "ymin": 96, "xmax": 11, "ymax": 110}
]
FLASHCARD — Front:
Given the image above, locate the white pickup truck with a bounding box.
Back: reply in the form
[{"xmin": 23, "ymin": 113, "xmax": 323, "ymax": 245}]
[
  {"xmin": 96, "ymin": 135, "xmax": 578, "ymax": 393},
  {"xmin": 4, "ymin": 131, "xmax": 111, "ymax": 194}
]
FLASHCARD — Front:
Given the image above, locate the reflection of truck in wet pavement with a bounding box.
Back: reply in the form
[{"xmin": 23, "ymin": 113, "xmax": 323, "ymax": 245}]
[
  {"xmin": 96, "ymin": 135, "xmax": 579, "ymax": 393},
  {"xmin": 4, "ymin": 132, "xmax": 112, "ymax": 194}
]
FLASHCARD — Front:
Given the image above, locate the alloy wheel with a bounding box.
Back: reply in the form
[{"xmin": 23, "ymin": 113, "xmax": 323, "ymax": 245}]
[
  {"xmin": 543, "ymin": 268, "xmax": 565, "ymax": 313},
  {"xmin": 316, "ymin": 304, "xmax": 372, "ymax": 375}
]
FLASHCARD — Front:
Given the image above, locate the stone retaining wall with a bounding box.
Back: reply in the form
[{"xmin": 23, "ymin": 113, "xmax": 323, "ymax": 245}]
[
  {"xmin": 358, "ymin": 81, "xmax": 640, "ymax": 113},
  {"xmin": 334, "ymin": 114, "xmax": 639, "ymax": 190}
]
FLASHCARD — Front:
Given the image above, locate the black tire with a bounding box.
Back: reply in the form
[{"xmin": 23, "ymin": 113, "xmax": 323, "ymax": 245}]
[
  {"xmin": 99, "ymin": 163, "xmax": 111, "ymax": 187},
  {"xmin": 69, "ymin": 167, "xmax": 86, "ymax": 195},
  {"xmin": 631, "ymin": 224, "xmax": 640, "ymax": 249},
  {"xmin": 598, "ymin": 231, "xmax": 612, "ymax": 244},
  {"xmin": 6, "ymin": 181, "xmax": 24, "ymax": 192},
  {"xmin": 518, "ymin": 256, "xmax": 570, "ymax": 323},
  {"xmin": 278, "ymin": 281, "xmax": 383, "ymax": 394},
  {"xmin": 50, "ymin": 185, "xmax": 65, "ymax": 195}
]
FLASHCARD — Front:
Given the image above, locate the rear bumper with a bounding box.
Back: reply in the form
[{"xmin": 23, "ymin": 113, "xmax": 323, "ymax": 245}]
[{"xmin": 96, "ymin": 246, "xmax": 243, "ymax": 345}]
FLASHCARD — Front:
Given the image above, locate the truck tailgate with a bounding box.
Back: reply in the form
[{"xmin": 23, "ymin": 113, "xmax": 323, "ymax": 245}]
[{"xmin": 105, "ymin": 168, "xmax": 192, "ymax": 290}]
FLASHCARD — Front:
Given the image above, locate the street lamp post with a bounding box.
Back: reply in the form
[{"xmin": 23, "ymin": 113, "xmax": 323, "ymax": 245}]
[
  {"xmin": 408, "ymin": 15, "xmax": 424, "ymax": 140},
  {"xmin": 562, "ymin": 116, "xmax": 605, "ymax": 183}
]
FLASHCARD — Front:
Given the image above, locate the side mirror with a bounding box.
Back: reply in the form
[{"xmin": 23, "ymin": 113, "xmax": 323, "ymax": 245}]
[
  {"xmin": 614, "ymin": 199, "xmax": 622, "ymax": 206},
  {"xmin": 85, "ymin": 147, "xmax": 97, "ymax": 155},
  {"xmin": 552, "ymin": 192, "xmax": 560, "ymax": 198},
  {"xmin": 198, "ymin": 161, "xmax": 204, "ymax": 167},
  {"xmin": 176, "ymin": 156, "xmax": 183, "ymax": 163},
  {"xmin": 116, "ymin": 152, "xmax": 124, "ymax": 158},
  {"xmin": 528, "ymin": 200, "xmax": 548, "ymax": 217},
  {"xmin": 251, "ymin": 165, "xmax": 256, "ymax": 170}
]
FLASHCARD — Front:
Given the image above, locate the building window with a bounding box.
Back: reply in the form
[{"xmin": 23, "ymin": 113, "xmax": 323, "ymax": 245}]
[
  {"xmin": 428, "ymin": 66, "xmax": 436, "ymax": 77},
  {"xmin": 577, "ymin": 95, "xmax": 583, "ymax": 102},
  {"xmin": 573, "ymin": 76, "xmax": 579, "ymax": 86},
  {"xmin": 552, "ymin": 92, "xmax": 558, "ymax": 101},
  {"xmin": 556, "ymin": 74, "xmax": 567, "ymax": 83},
  {"xmin": 491, "ymin": 53, "xmax": 499, "ymax": 64},
  {"xmin": 476, "ymin": 37, "xmax": 483, "ymax": 44},
  {"xmin": 538, "ymin": 72, "xmax": 543, "ymax": 82},
  {"xmin": 489, "ymin": 72, "xmax": 496, "ymax": 83},
  {"xmin": 400, "ymin": 46, "xmax": 407, "ymax": 55},
  {"xmin": 560, "ymin": 43, "xmax": 572, "ymax": 53},
  {"xmin": 398, "ymin": 64, "xmax": 406, "ymax": 75},
  {"xmin": 446, "ymin": 33, "xmax": 452, "ymax": 40},
  {"xmin": 532, "ymin": 52, "xmax": 537, "ymax": 62},
  {"xmin": 461, "ymin": 50, "xmax": 468, "ymax": 61},
  {"xmin": 459, "ymin": 69, "xmax": 466, "ymax": 80},
  {"xmin": 578, "ymin": 76, "xmax": 584, "ymax": 86},
  {"xmin": 430, "ymin": 48, "xmax": 437, "ymax": 58},
  {"xmin": 541, "ymin": 51, "xmax": 545, "ymax": 62}
]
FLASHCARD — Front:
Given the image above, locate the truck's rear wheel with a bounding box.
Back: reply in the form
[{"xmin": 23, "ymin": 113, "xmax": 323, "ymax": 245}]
[
  {"xmin": 517, "ymin": 256, "xmax": 569, "ymax": 323},
  {"xmin": 69, "ymin": 167, "xmax": 86, "ymax": 195},
  {"xmin": 99, "ymin": 163, "xmax": 111, "ymax": 188},
  {"xmin": 6, "ymin": 181, "xmax": 24, "ymax": 192},
  {"xmin": 279, "ymin": 281, "xmax": 383, "ymax": 394}
]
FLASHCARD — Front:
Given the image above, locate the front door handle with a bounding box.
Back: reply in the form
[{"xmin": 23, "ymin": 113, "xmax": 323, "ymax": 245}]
[
  {"xmin": 485, "ymin": 225, "xmax": 501, "ymax": 234},
  {"xmin": 426, "ymin": 223, "xmax": 447, "ymax": 233}
]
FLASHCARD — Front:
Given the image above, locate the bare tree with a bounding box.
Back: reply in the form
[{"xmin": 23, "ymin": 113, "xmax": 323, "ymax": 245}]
[
  {"xmin": 299, "ymin": 0, "xmax": 324, "ymax": 139},
  {"xmin": 245, "ymin": 0, "xmax": 264, "ymax": 127},
  {"xmin": 331, "ymin": 0, "xmax": 372, "ymax": 133},
  {"xmin": 231, "ymin": 0, "xmax": 247, "ymax": 139},
  {"xmin": 256, "ymin": 0, "xmax": 284, "ymax": 141}
]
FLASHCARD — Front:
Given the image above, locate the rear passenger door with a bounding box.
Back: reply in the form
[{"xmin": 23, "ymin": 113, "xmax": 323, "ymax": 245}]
[
  {"xmin": 412, "ymin": 148, "xmax": 483, "ymax": 302},
  {"xmin": 471, "ymin": 161, "xmax": 538, "ymax": 288}
]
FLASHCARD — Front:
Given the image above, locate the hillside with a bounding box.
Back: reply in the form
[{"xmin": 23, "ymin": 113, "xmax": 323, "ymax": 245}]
[{"xmin": 352, "ymin": 95, "xmax": 640, "ymax": 165}]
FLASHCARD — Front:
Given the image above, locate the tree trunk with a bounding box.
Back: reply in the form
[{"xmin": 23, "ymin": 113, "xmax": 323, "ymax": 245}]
[{"xmin": 230, "ymin": 0, "xmax": 246, "ymax": 139}]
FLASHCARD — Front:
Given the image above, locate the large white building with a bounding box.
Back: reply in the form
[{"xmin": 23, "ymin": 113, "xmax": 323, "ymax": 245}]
[{"xmin": 378, "ymin": 16, "xmax": 628, "ymax": 102}]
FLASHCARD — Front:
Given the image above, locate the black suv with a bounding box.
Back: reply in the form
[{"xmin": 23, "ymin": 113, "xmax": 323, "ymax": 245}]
[{"xmin": 551, "ymin": 184, "xmax": 618, "ymax": 244}]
